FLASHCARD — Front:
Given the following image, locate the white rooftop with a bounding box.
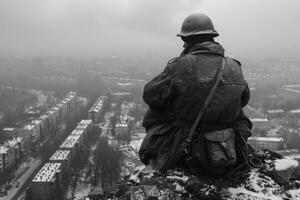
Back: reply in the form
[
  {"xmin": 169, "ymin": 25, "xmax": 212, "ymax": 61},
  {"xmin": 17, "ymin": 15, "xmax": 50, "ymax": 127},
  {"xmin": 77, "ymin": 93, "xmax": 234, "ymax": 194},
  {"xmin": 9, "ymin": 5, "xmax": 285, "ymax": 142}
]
[
  {"xmin": 267, "ymin": 109, "xmax": 284, "ymax": 114},
  {"xmin": 46, "ymin": 110, "xmax": 55, "ymax": 115},
  {"xmin": 79, "ymin": 119, "xmax": 92, "ymax": 125},
  {"xmin": 290, "ymin": 109, "xmax": 300, "ymax": 114},
  {"xmin": 60, "ymin": 134, "xmax": 81, "ymax": 149},
  {"xmin": 7, "ymin": 137, "xmax": 22, "ymax": 147},
  {"xmin": 0, "ymin": 146, "xmax": 8, "ymax": 154},
  {"xmin": 76, "ymin": 124, "xmax": 90, "ymax": 130},
  {"xmin": 117, "ymin": 83, "xmax": 133, "ymax": 86},
  {"xmin": 39, "ymin": 114, "xmax": 49, "ymax": 120},
  {"xmin": 248, "ymin": 137, "xmax": 284, "ymax": 142},
  {"xmin": 24, "ymin": 124, "xmax": 36, "ymax": 131},
  {"xmin": 116, "ymin": 123, "xmax": 128, "ymax": 128},
  {"xmin": 71, "ymin": 129, "xmax": 85, "ymax": 136},
  {"xmin": 2, "ymin": 127, "xmax": 15, "ymax": 131},
  {"xmin": 57, "ymin": 103, "xmax": 64, "ymax": 108},
  {"xmin": 112, "ymin": 92, "xmax": 131, "ymax": 96},
  {"xmin": 251, "ymin": 118, "xmax": 269, "ymax": 122},
  {"xmin": 50, "ymin": 150, "xmax": 71, "ymax": 161},
  {"xmin": 32, "ymin": 162, "xmax": 61, "ymax": 182},
  {"xmin": 0, "ymin": 137, "xmax": 22, "ymax": 154},
  {"xmin": 31, "ymin": 119, "xmax": 43, "ymax": 126},
  {"xmin": 89, "ymin": 96, "xmax": 107, "ymax": 113},
  {"xmin": 51, "ymin": 106, "xmax": 60, "ymax": 111}
]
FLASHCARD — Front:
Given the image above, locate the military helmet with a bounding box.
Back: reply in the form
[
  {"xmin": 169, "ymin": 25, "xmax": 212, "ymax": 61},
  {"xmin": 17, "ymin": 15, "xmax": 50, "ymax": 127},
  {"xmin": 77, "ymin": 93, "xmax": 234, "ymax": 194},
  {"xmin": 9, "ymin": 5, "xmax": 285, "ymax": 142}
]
[{"xmin": 177, "ymin": 13, "xmax": 219, "ymax": 37}]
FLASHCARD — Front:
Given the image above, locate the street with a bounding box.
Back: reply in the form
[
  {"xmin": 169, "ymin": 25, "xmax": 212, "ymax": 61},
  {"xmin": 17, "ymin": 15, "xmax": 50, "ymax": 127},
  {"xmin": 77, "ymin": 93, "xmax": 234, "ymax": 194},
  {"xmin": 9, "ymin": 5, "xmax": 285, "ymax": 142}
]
[{"xmin": 0, "ymin": 158, "xmax": 42, "ymax": 200}]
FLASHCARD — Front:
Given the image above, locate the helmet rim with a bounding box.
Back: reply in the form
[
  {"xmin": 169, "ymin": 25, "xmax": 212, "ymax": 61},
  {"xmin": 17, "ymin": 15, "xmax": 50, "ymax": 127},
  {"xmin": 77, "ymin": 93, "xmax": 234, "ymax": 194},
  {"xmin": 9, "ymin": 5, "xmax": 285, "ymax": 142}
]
[{"xmin": 176, "ymin": 30, "xmax": 219, "ymax": 37}]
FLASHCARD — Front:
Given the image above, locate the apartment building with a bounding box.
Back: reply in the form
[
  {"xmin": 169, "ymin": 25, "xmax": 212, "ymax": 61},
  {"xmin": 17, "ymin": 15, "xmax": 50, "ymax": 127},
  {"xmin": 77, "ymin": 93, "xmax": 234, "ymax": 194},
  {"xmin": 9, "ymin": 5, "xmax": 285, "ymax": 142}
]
[{"xmin": 31, "ymin": 162, "xmax": 63, "ymax": 200}]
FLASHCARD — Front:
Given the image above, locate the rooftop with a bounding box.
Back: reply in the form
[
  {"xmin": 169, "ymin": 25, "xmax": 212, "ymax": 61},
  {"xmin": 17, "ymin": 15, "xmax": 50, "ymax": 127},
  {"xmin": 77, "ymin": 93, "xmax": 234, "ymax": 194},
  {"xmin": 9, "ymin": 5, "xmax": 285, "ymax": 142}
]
[
  {"xmin": 290, "ymin": 109, "xmax": 300, "ymax": 114},
  {"xmin": 51, "ymin": 106, "xmax": 60, "ymax": 112},
  {"xmin": 89, "ymin": 96, "xmax": 107, "ymax": 113},
  {"xmin": 76, "ymin": 124, "xmax": 90, "ymax": 130},
  {"xmin": 39, "ymin": 114, "xmax": 49, "ymax": 120},
  {"xmin": 251, "ymin": 118, "xmax": 269, "ymax": 122},
  {"xmin": 7, "ymin": 137, "xmax": 22, "ymax": 147},
  {"xmin": 111, "ymin": 92, "xmax": 131, "ymax": 96},
  {"xmin": 50, "ymin": 150, "xmax": 71, "ymax": 161},
  {"xmin": 32, "ymin": 163, "xmax": 61, "ymax": 182},
  {"xmin": 79, "ymin": 119, "xmax": 92, "ymax": 125},
  {"xmin": 0, "ymin": 137, "xmax": 22, "ymax": 154},
  {"xmin": 60, "ymin": 134, "xmax": 81, "ymax": 149},
  {"xmin": 0, "ymin": 146, "xmax": 8, "ymax": 154},
  {"xmin": 24, "ymin": 123, "xmax": 36, "ymax": 131},
  {"xmin": 267, "ymin": 109, "xmax": 285, "ymax": 114},
  {"xmin": 248, "ymin": 137, "xmax": 284, "ymax": 142},
  {"xmin": 2, "ymin": 127, "xmax": 15, "ymax": 132},
  {"xmin": 103, "ymin": 76, "xmax": 146, "ymax": 82},
  {"xmin": 46, "ymin": 109, "xmax": 55, "ymax": 115},
  {"xmin": 117, "ymin": 83, "xmax": 133, "ymax": 86},
  {"xmin": 71, "ymin": 129, "xmax": 85, "ymax": 136},
  {"xmin": 31, "ymin": 119, "xmax": 43, "ymax": 126},
  {"xmin": 116, "ymin": 123, "xmax": 128, "ymax": 128},
  {"xmin": 57, "ymin": 103, "xmax": 65, "ymax": 108}
]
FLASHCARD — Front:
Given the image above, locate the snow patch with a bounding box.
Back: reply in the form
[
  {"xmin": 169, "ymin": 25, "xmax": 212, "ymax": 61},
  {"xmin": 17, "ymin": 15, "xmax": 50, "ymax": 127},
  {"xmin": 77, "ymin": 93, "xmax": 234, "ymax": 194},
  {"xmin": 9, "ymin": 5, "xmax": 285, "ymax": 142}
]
[
  {"xmin": 274, "ymin": 158, "xmax": 299, "ymax": 171},
  {"xmin": 227, "ymin": 187, "xmax": 283, "ymax": 200}
]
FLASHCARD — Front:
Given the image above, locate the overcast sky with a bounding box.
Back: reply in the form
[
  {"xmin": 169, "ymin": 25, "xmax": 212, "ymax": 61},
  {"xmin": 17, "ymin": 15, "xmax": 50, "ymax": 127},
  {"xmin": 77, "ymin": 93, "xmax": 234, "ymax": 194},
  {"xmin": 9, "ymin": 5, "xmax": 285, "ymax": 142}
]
[{"xmin": 0, "ymin": 0, "xmax": 299, "ymax": 59}]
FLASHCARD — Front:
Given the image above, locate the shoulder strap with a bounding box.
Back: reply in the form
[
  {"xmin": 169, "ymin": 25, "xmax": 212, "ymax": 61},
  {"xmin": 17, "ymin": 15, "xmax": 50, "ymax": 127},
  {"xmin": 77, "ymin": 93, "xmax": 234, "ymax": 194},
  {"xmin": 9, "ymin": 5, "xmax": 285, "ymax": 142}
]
[{"xmin": 185, "ymin": 57, "xmax": 226, "ymax": 143}]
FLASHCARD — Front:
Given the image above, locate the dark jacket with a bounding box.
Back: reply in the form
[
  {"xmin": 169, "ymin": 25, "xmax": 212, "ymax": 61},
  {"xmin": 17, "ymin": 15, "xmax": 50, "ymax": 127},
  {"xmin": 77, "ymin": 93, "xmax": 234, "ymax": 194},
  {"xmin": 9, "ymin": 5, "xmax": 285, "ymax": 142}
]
[{"xmin": 139, "ymin": 41, "xmax": 252, "ymax": 168}]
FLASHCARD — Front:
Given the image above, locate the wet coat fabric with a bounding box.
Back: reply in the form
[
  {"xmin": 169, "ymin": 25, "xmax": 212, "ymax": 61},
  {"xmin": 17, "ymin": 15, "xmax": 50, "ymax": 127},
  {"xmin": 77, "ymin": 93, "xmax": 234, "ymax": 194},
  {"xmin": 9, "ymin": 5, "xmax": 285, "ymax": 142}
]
[{"xmin": 139, "ymin": 41, "xmax": 252, "ymax": 169}]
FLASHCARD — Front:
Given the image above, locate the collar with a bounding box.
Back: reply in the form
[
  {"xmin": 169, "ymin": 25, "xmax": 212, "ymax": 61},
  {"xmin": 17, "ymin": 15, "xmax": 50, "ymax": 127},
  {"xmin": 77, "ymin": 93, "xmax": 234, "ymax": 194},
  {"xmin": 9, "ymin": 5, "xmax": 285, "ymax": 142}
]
[{"xmin": 183, "ymin": 41, "xmax": 225, "ymax": 56}]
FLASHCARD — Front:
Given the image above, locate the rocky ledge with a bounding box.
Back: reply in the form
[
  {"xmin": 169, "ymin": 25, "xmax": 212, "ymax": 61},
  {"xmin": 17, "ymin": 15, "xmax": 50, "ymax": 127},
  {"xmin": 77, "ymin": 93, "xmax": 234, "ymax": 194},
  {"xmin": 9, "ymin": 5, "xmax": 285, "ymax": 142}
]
[{"xmin": 113, "ymin": 150, "xmax": 300, "ymax": 200}]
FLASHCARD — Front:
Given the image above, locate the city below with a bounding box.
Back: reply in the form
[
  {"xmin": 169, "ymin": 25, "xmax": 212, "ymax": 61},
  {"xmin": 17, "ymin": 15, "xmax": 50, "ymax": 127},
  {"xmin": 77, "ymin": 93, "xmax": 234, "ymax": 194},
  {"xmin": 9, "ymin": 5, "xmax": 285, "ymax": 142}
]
[{"xmin": 1, "ymin": 56, "xmax": 300, "ymax": 199}]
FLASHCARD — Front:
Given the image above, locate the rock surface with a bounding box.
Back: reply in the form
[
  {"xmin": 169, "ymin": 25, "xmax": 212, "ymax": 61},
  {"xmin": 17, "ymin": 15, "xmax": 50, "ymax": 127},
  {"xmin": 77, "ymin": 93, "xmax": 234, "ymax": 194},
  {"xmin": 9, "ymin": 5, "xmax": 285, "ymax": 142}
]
[{"xmin": 112, "ymin": 150, "xmax": 300, "ymax": 200}]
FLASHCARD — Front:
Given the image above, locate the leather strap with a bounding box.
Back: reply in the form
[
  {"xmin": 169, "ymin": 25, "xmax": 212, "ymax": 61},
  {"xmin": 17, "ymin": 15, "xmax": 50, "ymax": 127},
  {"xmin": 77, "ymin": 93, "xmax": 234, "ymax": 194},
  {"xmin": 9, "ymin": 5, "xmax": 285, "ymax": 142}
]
[{"xmin": 185, "ymin": 57, "xmax": 226, "ymax": 145}]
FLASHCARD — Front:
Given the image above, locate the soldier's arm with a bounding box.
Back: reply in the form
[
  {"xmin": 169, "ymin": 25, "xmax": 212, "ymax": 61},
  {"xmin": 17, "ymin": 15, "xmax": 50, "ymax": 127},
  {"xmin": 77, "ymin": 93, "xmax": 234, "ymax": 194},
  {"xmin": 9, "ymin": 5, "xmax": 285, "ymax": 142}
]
[
  {"xmin": 143, "ymin": 62, "xmax": 175, "ymax": 110},
  {"xmin": 232, "ymin": 83, "xmax": 252, "ymax": 140}
]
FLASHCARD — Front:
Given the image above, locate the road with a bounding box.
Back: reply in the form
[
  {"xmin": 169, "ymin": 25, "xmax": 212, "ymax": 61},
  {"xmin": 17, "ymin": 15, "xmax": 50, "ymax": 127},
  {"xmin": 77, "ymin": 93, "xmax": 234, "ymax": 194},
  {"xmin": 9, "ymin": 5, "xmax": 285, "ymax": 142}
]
[
  {"xmin": 0, "ymin": 158, "xmax": 42, "ymax": 200},
  {"xmin": 99, "ymin": 112, "xmax": 113, "ymax": 138}
]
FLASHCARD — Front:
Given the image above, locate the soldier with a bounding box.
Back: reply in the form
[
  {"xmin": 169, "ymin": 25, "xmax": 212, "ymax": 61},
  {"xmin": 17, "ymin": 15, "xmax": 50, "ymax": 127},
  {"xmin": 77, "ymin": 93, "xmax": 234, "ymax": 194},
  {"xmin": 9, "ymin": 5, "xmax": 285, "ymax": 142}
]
[{"xmin": 139, "ymin": 13, "xmax": 252, "ymax": 173}]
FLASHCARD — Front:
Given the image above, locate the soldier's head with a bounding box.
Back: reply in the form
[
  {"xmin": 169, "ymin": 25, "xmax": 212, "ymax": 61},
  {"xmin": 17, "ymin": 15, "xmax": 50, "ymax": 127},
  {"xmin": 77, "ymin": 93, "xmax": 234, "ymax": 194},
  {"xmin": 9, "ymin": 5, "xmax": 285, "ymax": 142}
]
[{"xmin": 177, "ymin": 13, "xmax": 218, "ymax": 45}]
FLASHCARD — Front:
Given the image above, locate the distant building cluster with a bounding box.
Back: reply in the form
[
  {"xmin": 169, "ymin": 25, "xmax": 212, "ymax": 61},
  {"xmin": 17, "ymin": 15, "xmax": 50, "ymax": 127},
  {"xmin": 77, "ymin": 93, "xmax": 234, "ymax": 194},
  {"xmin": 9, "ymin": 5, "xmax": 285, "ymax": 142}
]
[
  {"xmin": 0, "ymin": 91, "xmax": 77, "ymax": 176},
  {"xmin": 102, "ymin": 76, "xmax": 146, "ymax": 93},
  {"xmin": 267, "ymin": 109, "xmax": 285, "ymax": 119},
  {"xmin": 282, "ymin": 85, "xmax": 300, "ymax": 103},
  {"xmin": 88, "ymin": 96, "xmax": 107, "ymax": 124},
  {"xmin": 244, "ymin": 105, "xmax": 271, "ymax": 129},
  {"xmin": 115, "ymin": 102, "xmax": 135, "ymax": 137},
  {"xmin": 248, "ymin": 137, "xmax": 285, "ymax": 151},
  {"xmin": 244, "ymin": 105, "xmax": 268, "ymax": 118},
  {"xmin": 0, "ymin": 137, "xmax": 22, "ymax": 174},
  {"xmin": 30, "ymin": 119, "xmax": 92, "ymax": 200},
  {"xmin": 22, "ymin": 91, "xmax": 77, "ymax": 150}
]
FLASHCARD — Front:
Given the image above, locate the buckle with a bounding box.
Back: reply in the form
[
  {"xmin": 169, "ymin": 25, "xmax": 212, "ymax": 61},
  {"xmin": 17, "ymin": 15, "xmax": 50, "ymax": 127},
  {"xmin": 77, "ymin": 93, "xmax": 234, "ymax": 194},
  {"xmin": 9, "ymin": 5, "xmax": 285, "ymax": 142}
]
[{"xmin": 184, "ymin": 148, "xmax": 189, "ymax": 154}]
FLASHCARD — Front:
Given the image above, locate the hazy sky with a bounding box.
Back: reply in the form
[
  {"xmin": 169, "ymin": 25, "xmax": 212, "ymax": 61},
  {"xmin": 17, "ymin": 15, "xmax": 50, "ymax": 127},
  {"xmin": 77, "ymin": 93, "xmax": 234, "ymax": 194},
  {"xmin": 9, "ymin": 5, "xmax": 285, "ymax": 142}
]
[{"xmin": 0, "ymin": 0, "xmax": 299, "ymax": 59}]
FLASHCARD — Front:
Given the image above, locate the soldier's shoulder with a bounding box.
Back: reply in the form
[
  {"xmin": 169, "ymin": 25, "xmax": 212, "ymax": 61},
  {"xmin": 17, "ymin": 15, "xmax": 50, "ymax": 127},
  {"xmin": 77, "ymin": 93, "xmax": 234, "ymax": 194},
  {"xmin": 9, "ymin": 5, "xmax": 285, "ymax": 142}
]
[
  {"xmin": 167, "ymin": 56, "xmax": 183, "ymax": 65},
  {"xmin": 167, "ymin": 54, "xmax": 195, "ymax": 66},
  {"xmin": 226, "ymin": 56, "xmax": 242, "ymax": 66}
]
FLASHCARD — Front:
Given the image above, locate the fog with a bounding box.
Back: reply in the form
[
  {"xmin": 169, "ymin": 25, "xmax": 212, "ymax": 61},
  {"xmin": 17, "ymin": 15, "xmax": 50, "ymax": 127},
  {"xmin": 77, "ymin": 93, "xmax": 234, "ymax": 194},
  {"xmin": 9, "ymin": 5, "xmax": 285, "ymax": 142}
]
[{"xmin": 0, "ymin": 0, "xmax": 299, "ymax": 59}]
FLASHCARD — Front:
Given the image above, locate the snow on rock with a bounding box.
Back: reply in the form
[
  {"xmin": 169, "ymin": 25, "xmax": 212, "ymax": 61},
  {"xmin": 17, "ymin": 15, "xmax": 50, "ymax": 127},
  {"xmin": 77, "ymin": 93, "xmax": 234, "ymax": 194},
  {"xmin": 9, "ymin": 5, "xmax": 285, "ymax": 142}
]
[
  {"xmin": 244, "ymin": 170, "xmax": 282, "ymax": 194},
  {"xmin": 274, "ymin": 158, "xmax": 299, "ymax": 171},
  {"xmin": 225, "ymin": 187, "xmax": 283, "ymax": 200},
  {"xmin": 272, "ymin": 158, "xmax": 300, "ymax": 184},
  {"xmin": 287, "ymin": 188, "xmax": 300, "ymax": 199},
  {"xmin": 113, "ymin": 150, "xmax": 300, "ymax": 200},
  {"xmin": 224, "ymin": 170, "xmax": 284, "ymax": 200}
]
